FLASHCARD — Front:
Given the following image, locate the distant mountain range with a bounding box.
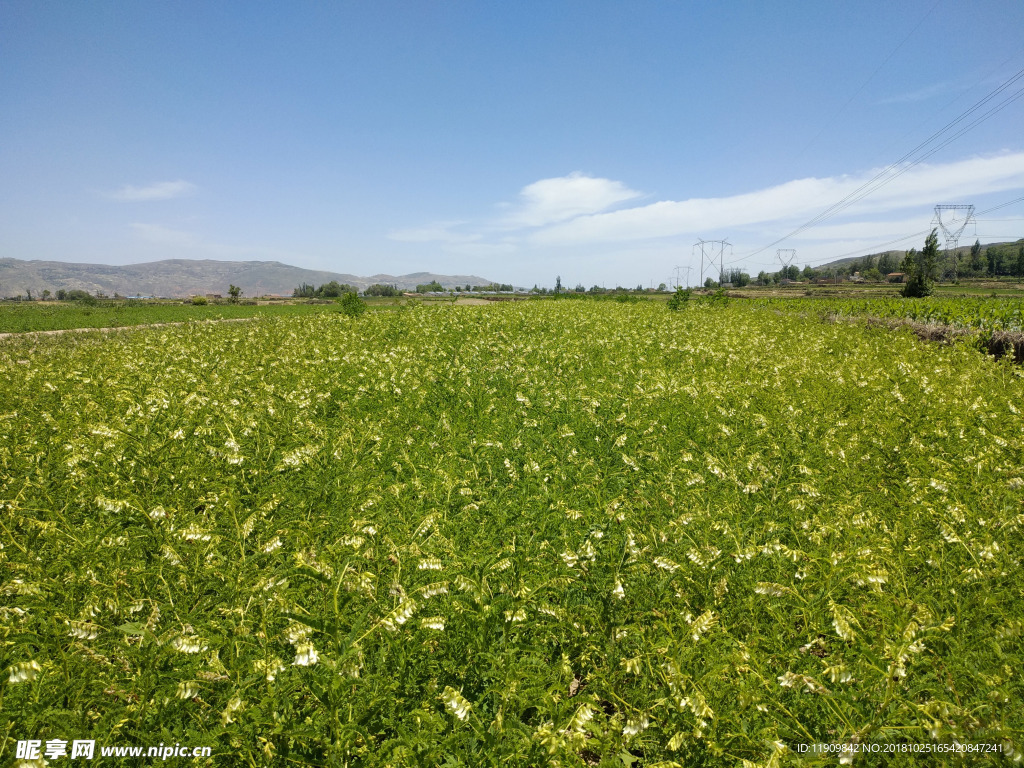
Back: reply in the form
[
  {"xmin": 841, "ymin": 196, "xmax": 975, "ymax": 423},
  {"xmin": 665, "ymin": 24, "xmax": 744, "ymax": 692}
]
[{"xmin": 0, "ymin": 258, "xmax": 496, "ymax": 298}]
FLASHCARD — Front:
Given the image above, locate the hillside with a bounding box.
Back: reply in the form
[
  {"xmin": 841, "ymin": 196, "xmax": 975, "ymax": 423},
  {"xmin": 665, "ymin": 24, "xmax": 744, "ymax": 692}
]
[
  {"xmin": 815, "ymin": 239, "xmax": 1023, "ymax": 272},
  {"xmin": 0, "ymin": 258, "xmax": 495, "ymax": 298}
]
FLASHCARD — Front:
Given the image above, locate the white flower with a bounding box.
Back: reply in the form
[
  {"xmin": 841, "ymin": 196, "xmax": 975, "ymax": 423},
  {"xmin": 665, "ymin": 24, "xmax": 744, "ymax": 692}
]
[
  {"xmin": 177, "ymin": 681, "xmax": 199, "ymax": 699},
  {"xmin": 442, "ymin": 686, "xmax": 471, "ymax": 721},
  {"xmin": 262, "ymin": 536, "xmax": 282, "ymax": 553},
  {"xmin": 418, "ymin": 581, "xmax": 447, "ymax": 599},
  {"xmin": 255, "ymin": 658, "xmax": 285, "ymax": 682},
  {"xmin": 292, "ymin": 642, "xmax": 319, "ymax": 667},
  {"xmin": 653, "ymin": 556, "xmax": 679, "ymax": 572},
  {"xmin": 612, "ymin": 580, "xmax": 625, "ymax": 599},
  {"xmin": 7, "ymin": 660, "xmax": 42, "ymax": 683},
  {"xmin": 622, "ymin": 716, "xmax": 649, "ymax": 736},
  {"xmin": 421, "ymin": 617, "xmax": 445, "ymax": 630},
  {"xmin": 170, "ymin": 635, "xmax": 207, "ymax": 654},
  {"xmin": 283, "ymin": 624, "xmax": 312, "ymax": 644},
  {"xmin": 382, "ymin": 599, "xmax": 418, "ymax": 631},
  {"xmin": 418, "ymin": 557, "xmax": 443, "ymax": 571},
  {"xmin": 67, "ymin": 621, "xmax": 101, "ymax": 640}
]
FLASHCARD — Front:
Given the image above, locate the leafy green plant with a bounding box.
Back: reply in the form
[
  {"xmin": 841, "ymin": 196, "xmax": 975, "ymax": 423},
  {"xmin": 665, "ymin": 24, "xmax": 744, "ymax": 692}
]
[
  {"xmin": 339, "ymin": 291, "xmax": 367, "ymax": 317},
  {"xmin": 666, "ymin": 286, "xmax": 692, "ymax": 310},
  {"xmin": 1, "ymin": 301, "xmax": 1021, "ymax": 765}
]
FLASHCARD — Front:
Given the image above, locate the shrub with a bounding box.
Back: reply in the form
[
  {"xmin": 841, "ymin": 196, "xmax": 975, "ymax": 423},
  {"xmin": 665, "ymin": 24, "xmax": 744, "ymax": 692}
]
[
  {"xmin": 339, "ymin": 291, "xmax": 367, "ymax": 317},
  {"xmin": 666, "ymin": 286, "xmax": 692, "ymax": 310},
  {"xmin": 191, "ymin": 296, "xmax": 208, "ymax": 306}
]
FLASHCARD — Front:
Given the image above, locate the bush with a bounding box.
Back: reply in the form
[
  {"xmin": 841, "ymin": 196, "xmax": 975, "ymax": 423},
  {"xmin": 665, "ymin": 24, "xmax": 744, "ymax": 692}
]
[
  {"xmin": 666, "ymin": 286, "xmax": 692, "ymax": 310},
  {"xmin": 339, "ymin": 291, "xmax": 367, "ymax": 317},
  {"xmin": 191, "ymin": 296, "xmax": 208, "ymax": 306}
]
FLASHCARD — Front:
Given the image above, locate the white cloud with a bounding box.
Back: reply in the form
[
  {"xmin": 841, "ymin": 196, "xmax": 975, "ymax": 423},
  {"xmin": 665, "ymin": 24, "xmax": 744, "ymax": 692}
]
[
  {"xmin": 108, "ymin": 180, "xmax": 197, "ymax": 201},
  {"xmin": 878, "ymin": 79, "xmax": 960, "ymax": 104},
  {"xmin": 500, "ymin": 172, "xmax": 643, "ymax": 227},
  {"xmin": 529, "ymin": 153, "xmax": 1024, "ymax": 246}
]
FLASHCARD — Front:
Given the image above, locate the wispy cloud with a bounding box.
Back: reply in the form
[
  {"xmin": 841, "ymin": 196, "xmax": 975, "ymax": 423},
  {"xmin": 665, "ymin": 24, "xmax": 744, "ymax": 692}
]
[
  {"xmin": 878, "ymin": 79, "xmax": 961, "ymax": 105},
  {"xmin": 108, "ymin": 180, "xmax": 197, "ymax": 201},
  {"xmin": 498, "ymin": 172, "xmax": 643, "ymax": 227},
  {"xmin": 387, "ymin": 153, "xmax": 1024, "ymax": 276},
  {"xmin": 528, "ymin": 153, "xmax": 1024, "ymax": 246}
]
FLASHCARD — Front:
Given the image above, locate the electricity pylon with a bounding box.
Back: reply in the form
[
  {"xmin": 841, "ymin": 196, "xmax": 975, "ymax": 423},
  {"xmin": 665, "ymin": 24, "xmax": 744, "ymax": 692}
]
[
  {"xmin": 934, "ymin": 205, "xmax": 974, "ymax": 280},
  {"xmin": 694, "ymin": 240, "xmax": 731, "ymax": 286},
  {"xmin": 777, "ymin": 249, "xmax": 797, "ymax": 279}
]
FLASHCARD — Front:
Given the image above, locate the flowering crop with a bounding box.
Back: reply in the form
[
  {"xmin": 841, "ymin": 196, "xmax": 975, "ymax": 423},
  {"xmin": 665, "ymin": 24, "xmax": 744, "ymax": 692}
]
[{"xmin": 1, "ymin": 302, "xmax": 1022, "ymax": 765}]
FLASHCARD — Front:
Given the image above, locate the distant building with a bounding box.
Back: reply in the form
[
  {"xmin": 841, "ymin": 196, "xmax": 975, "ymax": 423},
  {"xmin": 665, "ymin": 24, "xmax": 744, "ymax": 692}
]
[{"xmin": 887, "ymin": 273, "xmax": 906, "ymax": 283}]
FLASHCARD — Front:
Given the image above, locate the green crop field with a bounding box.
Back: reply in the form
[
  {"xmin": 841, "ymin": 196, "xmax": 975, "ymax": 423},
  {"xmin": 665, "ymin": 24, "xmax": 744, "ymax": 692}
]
[
  {"xmin": 2, "ymin": 301, "xmax": 1022, "ymax": 766},
  {"xmin": 0, "ymin": 301, "xmax": 340, "ymax": 335}
]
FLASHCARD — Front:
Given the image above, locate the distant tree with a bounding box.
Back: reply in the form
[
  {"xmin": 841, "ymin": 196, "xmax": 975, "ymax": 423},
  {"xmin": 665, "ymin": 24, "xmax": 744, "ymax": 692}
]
[
  {"xmin": 318, "ymin": 281, "xmax": 346, "ymax": 298},
  {"xmin": 987, "ymin": 246, "xmax": 1000, "ymax": 277},
  {"xmin": 1016, "ymin": 245, "xmax": 1024, "ymax": 279},
  {"xmin": 802, "ymin": 265, "xmax": 818, "ymax": 280},
  {"xmin": 862, "ymin": 267, "xmax": 883, "ymax": 282},
  {"xmin": 228, "ymin": 284, "xmax": 241, "ymax": 303},
  {"xmin": 902, "ymin": 229, "xmax": 939, "ymax": 298},
  {"xmin": 416, "ymin": 280, "xmax": 444, "ymax": 293},
  {"xmin": 365, "ymin": 284, "xmax": 401, "ymax": 297},
  {"xmin": 41, "ymin": 289, "xmax": 51, "ymax": 300},
  {"xmin": 968, "ymin": 240, "xmax": 986, "ymax": 276},
  {"xmin": 704, "ymin": 277, "xmax": 718, "ymax": 289},
  {"xmin": 657, "ymin": 282, "xmax": 667, "ymax": 292},
  {"xmin": 554, "ymin": 276, "xmax": 562, "ymax": 295},
  {"xmin": 293, "ymin": 283, "xmax": 316, "ymax": 298},
  {"xmin": 724, "ymin": 269, "xmax": 750, "ymax": 287},
  {"xmin": 878, "ymin": 253, "xmax": 898, "ymax": 275}
]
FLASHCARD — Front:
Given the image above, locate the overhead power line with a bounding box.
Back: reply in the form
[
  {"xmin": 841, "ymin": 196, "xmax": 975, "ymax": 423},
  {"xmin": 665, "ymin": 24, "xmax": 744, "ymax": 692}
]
[
  {"xmin": 771, "ymin": 194, "xmax": 1024, "ymax": 265},
  {"xmin": 729, "ymin": 65, "xmax": 1024, "ymax": 266}
]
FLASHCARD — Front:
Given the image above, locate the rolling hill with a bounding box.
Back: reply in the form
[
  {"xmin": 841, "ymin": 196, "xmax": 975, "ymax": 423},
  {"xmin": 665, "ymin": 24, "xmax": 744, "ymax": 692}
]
[{"xmin": 0, "ymin": 258, "xmax": 496, "ymax": 298}]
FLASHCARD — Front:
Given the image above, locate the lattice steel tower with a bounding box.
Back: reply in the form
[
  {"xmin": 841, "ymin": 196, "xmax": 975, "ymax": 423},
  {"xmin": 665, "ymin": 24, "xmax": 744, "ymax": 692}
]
[
  {"xmin": 934, "ymin": 205, "xmax": 974, "ymax": 279},
  {"xmin": 694, "ymin": 240, "xmax": 731, "ymax": 286}
]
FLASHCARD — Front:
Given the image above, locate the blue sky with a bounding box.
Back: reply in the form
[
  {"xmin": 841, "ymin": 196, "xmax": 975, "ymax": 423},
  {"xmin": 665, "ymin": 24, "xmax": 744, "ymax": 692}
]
[{"xmin": 2, "ymin": 1, "xmax": 1023, "ymax": 288}]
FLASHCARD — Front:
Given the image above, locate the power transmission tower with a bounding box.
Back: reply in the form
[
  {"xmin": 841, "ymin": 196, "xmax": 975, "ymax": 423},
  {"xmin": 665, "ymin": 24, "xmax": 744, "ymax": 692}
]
[
  {"xmin": 673, "ymin": 265, "xmax": 692, "ymax": 288},
  {"xmin": 777, "ymin": 249, "xmax": 797, "ymax": 280},
  {"xmin": 933, "ymin": 205, "xmax": 974, "ymax": 280},
  {"xmin": 694, "ymin": 240, "xmax": 731, "ymax": 287}
]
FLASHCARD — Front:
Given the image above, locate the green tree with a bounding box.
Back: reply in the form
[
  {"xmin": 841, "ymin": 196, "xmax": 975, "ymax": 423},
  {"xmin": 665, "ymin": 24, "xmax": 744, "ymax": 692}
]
[
  {"xmin": 1016, "ymin": 245, "xmax": 1024, "ymax": 279},
  {"xmin": 878, "ymin": 253, "xmax": 898, "ymax": 275},
  {"xmin": 365, "ymin": 284, "xmax": 400, "ymax": 297},
  {"xmin": 339, "ymin": 291, "xmax": 366, "ymax": 317},
  {"xmin": 554, "ymin": 276, "xmax": 562, "ymax": 295},
  {"xmin": 228, "ymin": 284, "xmax": 241, "ymax": 303},
  {"xmin": 902, "ymin": 229, "xmax": 939, "ymax": 298},
  {"xmin": 666, "ymin": 286, "xmax": 691, "ymax": 310},
  {"xmin": 987, "ymin": 246, "xmax": 999, "ymax": 277}
]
